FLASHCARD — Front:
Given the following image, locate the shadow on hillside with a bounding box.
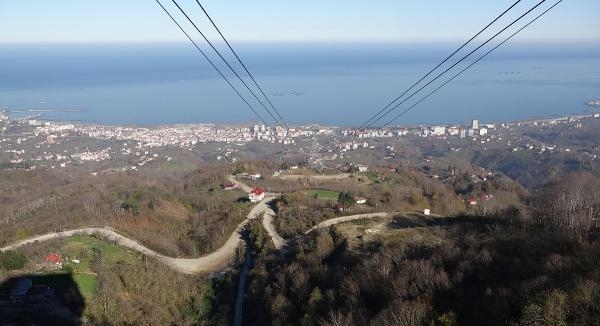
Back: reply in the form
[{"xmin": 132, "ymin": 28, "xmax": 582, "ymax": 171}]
[
  {"xmin": 0, "ymin": 273, "xmax": 85, "ymax": 326},
  {"xmin": 387, "ymin": 214, "xmax": 513, "ymax": 230},
  {"xmin": 237, "ymin": 197, "xmax": 251, "ymax": 204}
]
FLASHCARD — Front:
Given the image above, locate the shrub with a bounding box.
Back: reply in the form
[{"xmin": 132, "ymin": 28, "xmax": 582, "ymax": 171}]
[{"xmin": 0, "ymin": 250, "xmax": 27, "ymax": 271}]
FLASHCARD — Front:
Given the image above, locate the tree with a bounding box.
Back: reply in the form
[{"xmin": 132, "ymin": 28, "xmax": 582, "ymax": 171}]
[
  {"xmin": 519, "ymin": 303, "xmax": 544, "ymax": 326},
  {"xmin": 543, "ymin": 290, "xmax": 568, "ymax": 326},
  {"xmin": 337, "ymin": 192, "xmax": 355, "ymax": 208},
  {"xmin": 535, "ymin": 173, "xmax": 600, "ymax": 238}
]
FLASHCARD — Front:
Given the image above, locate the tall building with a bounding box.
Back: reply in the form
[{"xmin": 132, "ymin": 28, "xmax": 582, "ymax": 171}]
[{"xmin": 472, "ymin": 119, "xmax": 479, "ymax": 130}]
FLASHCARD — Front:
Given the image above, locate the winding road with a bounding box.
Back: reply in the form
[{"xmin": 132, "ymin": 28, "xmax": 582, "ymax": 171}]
[
  {"xmin": 0, "ymin": 175, "xmax": 443, "ymax": 326},
  {"xmin": 1, "ymin": 200, "xmax": 273, "ymax": 274},
  {"xmin": 274, "ymin": 173, "xmax": 350, "ymax": 181},
  {"xmin": 0, "ymin": 176, "xmax": 404, "ymax": 274},
  {"xmin": 305, "ymin": 212, "xmax": 390, "ymax": 234},
  {"xmin": 0, "ymin": 206, "xmax": 394, "ymax": 274}
]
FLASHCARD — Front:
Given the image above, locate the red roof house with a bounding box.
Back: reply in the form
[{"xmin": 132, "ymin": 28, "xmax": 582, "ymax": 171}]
[
  {"xmin": 43, "ymin": 253, "xmax": 63, "ymax": 269},
  {"xmin": 249, "ymin": 188, "xmax": 266, "ymax": 203},
  {"xmin": 222, "ymin": 182, "xmax": 238, "ymax": 190}
]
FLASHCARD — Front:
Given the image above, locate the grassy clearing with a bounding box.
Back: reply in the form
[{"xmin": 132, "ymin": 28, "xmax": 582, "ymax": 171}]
[
  {"xmin": 336, "ymin": 214, "xmax": 447, "ymax": 250},
  {"xmin": 307, "ymin": 189, "xmax": 340, "ymax": 200},
  {"xmin": 72, "ymin": 274, "xmax": 98, "ymax": 295},
  {"xmin": 56, "ymin": 236, "xmax": 136, "ymax": 298}
]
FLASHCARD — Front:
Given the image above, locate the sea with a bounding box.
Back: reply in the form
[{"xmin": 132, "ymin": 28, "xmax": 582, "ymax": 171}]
[{"xmin": 0, "ymin": 42, "xmax": 599, "ymax": 127}]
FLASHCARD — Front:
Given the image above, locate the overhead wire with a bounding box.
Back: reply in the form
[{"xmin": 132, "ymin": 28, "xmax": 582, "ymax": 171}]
[
  {"xmin": 363, "ymin": 0, "xmax": 548, "ymax": 129},
  {"xmin": 383, "ymin": 0, "xmax": 564, "ymax": 127},
  {"xmin": 194, "ymin": 0, "xmax": 289, "ymax": 130},
  {"xmin": 170, "ymin": 0, "xmax": 285, "ymax": 128},
  {"xmin": 358, "ymin": 0, "xmax": 523, "ymax": 130},
  {"xmin": 154, "ymin": 0, "xmax": 267, "ymax": 124}
]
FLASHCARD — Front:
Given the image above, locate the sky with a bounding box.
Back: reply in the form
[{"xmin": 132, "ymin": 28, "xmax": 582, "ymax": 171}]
[{"xmin": 0, "ymin": 0, "xmax": 598, "ymax": 43}]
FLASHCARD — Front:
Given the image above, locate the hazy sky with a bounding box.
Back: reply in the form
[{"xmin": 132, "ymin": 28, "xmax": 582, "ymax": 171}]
[{"xmin": 0, "ymin": 0, "xmax": 598, "ymax": 43}]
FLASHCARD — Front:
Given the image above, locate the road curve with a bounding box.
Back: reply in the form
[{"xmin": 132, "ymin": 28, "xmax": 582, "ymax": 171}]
[
  {"xmin": 262, "ymin": 203, "xmax": 287, "ymax": 250},
  {"xmin": 0, "ymin": 199, "xmax": 273, "ymax": 274},
  {"xmin": 1, "ymin": 185, "xmax": 422, "ymax": 274},
  {"xmin": 275, "ymin": 173, "xmax": 350, "ymax": 181},
  {"xmin": 305, "ymin": 213, "xmax": 389, "ymax": 234},
  {"xmin": 227, "ymin": 175, "xmax": 255, "ymax": 193},
  {"xmin": 0, "ymin": 210, "xmax": 401, "ymax": 273}
]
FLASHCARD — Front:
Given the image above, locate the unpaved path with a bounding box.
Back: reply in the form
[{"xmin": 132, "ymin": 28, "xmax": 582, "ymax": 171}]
[
  {"xmin": 275, "ymin": 173, "xmax": 350, "ymax": 181},
  {"xmin": 305, "ymin": 213, "xmax": 389, "ymax": 234},
  {"xmin": 227, "ymin": 175, "xmax": 254, "ymax": 193},
  {"xmin": 0, "ymin": 210, "xmax": 413, "ymax": 273},
  {"xmin": 261, "ymin": 203, "xmax": 287, "ymax": 250},
  {"xmin": 0, "ymin": 173, "xmax": 435, "ymax": 274},
  {"xmin": 1, "ymin": 199, "xmax": 271, "ymax": 274}
]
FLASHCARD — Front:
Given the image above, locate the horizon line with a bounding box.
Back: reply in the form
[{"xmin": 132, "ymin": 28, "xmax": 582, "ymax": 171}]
[{"xmin": 1, "ymin": 38, "xmax": 599, "ymax": 46}]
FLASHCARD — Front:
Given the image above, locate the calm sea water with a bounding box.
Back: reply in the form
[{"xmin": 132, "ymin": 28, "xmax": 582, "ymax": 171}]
[{"xmin": 0, "ymin": 42, "xmax": 599, "ymax": 126}]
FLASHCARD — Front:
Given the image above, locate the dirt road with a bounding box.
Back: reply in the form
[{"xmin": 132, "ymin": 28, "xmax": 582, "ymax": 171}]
[
  {"xmin": 227, "ymin": 175, "xmax": 254, "ymax": 193},
  {"xmin": 1, "ymin": 173, "xmax": 428, "ymax": 274},
  {"xmin": 261, "ymin": 204, "xmax": 287, "ymax": 249},
  {"xmin": 1, "ymin": 209, "xmax": 404, "ymax": 273},
  {"xmin": 275, "ymin": 173, "xmax": 350, "ymax": 181},
  {"xmin": 0, "ymin": 199, "xmax": 272, "ymax": 274},
  {"xmin": 305, "ymin": 213, "xmax": 390, "ymax": 234}
]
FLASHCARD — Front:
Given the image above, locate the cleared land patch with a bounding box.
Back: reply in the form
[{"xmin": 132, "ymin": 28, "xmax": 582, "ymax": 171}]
[{"xmin": 306, "ymin": 189, "xmax": 340, "ymax": 200}]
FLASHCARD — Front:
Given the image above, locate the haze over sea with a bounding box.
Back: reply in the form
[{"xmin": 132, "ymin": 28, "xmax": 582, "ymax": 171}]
[{"xmin": 1, "ymin": 42, "xmax": 599, "ymax": 127}]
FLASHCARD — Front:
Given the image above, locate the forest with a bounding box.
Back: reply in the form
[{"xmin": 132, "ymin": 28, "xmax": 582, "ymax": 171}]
[
  {"xmin": 0, "ymin": 164, "xmax": 251, "ymax": 257},
  {"xmin": 1, "ymin": 158, "xmax": 599, "ymax": 326},
  {"xmin": 242, "ymin": 172, "xmax": 600, "ymax": 326}
]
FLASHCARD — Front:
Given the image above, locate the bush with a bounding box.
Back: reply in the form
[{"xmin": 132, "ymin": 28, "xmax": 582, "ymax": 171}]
[
  {"xmin": 337, "ymin": 192, "xmax": 355, "ymax": 207},
  {"xmin": 120, "ymin": 199, "xmax": 140, "ymax": 216},
  {"xmin": 0, "ymin": 250, "xmax": 27, "ymax": 271}
]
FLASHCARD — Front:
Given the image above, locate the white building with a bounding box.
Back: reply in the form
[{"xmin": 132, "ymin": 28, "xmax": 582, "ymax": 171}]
[
  {"xmin": 479, "ymin": 128, "xmax": 488, "ymax": 136},
  {"xmin": 357, "ymin": 165, "xmax": 369, "ymax": 172},
  {"xmin": 249, "ymin": 188, "xmax": 266, "ymax": 203},
  {"xmin": 433, "ymin": 126, "xmax": 446, "ymax": 136},
  {"xmin": 472, "ymin": 119, "xmax": 479, "ymax": 130}
]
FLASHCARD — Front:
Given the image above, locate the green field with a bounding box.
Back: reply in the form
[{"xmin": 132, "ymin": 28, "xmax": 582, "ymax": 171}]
[
  {"xmin": 73, "ymin": 274, "xmax": 98, "ymax": 295},
  {"xmin": 307, "ymin": 189, "xmax": 340, "ymax": 200},
  {"xmin": 57, "ymin": 236, "xmax": 137, "ymax": 297}
]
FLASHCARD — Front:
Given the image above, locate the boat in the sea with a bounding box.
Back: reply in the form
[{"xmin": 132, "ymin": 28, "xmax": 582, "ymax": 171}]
[{"xmin": 587, "ymin": 100, "xmax": 600, "ymax": 107}]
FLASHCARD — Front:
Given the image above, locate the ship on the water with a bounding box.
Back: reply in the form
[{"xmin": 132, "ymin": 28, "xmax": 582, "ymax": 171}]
[{"xmin": 587, "ymin": 100, "xmax": 600, "ymax": 107}]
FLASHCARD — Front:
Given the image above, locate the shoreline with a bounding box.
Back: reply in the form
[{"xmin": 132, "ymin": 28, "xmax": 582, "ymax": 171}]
[{"xmin": 3, "ymin": 108, "xmax": 599, "ymax": 131}]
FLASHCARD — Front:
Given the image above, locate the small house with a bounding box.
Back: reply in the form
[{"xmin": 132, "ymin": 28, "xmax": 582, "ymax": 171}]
[
  {"xmin": 43, "ymin": 253, "xmax": 63, "ymax": 269},
  {"xmin": 249, "ymin": 188, "xmax": 266, "ymax": 203},
  {"xmin": 355, "ymin": 197, "xmax": 367, "ymax": 205},
  {"xmin": 222, "ymin": 182, "xmax": 238, "ymax": 190}
]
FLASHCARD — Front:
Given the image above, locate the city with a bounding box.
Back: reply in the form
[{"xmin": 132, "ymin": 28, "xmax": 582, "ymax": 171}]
[{"xmin": 2, "ymin": 109, "xmax": 599, "ymax": 176}]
